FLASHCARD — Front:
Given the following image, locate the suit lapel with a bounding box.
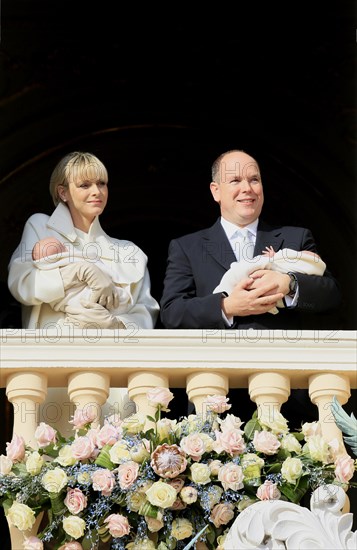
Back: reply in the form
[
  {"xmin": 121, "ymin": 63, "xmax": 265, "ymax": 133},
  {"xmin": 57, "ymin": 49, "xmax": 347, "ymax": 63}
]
[
  {"xmin": 202, "ymin": 219, "xmax": 236, "ymax": 270},
  {"xmin": 254, "ymin": 221, "xmax": 284, "ymax": 255}
]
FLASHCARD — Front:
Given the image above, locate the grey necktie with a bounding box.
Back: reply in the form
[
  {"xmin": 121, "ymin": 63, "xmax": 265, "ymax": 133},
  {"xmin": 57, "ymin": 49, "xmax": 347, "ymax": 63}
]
[{"xmin": 232, "ymin": 229, "xmax": 255, "ymax": 261}]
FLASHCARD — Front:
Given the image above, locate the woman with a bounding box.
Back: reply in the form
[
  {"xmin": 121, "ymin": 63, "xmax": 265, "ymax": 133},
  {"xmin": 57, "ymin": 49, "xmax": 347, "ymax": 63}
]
[
  {"xmin": 7, "ymin": 151, "xmax": 159, "ymax": 426},
  {"xmin": 8, "ymin": 151, "xmax": 159, "ymax": 330}
]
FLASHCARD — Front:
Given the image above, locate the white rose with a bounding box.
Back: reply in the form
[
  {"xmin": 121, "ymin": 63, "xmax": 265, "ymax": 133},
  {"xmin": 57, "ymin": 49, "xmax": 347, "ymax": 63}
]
[
  {"xmin": 7, "ymin": 502, "xmax": 36, "ymax": 531},
  {"xmin": 41, "ymin": 467, "xmax": 68, "ymax": 493},
  {"xmin": 55, "ymin": 445, "xmax": 77, "ymax": 466},
  {"xmin": 281, "ymin": 457, "xmax": 303, "ymax": 484},
  {"xmin": 26, "ymin": 451, "xmax": 44, "ymax": 476},
  {"xmin": 281, "ymin": 433, "xmax": 302, "ymax": 453},
  {"xmin": 62, "ymin": 515, "xmax": 86, "ymax": 539},
  {"xmin": 109, "ymin": 441, "xmax": 131, "ymax": 464},
  {"xmin": 123, "ymin": 413, "xmax": 146, "ymax": 434},
  {"xmin": 190, "ymin": 462, "xmax": 211, "ymax": 485},
  {"xmin": 0, "ymin": 454, "xmax": 13, "ymax": 475},
  {"xmin": 145, "ymin": 481, "xmax": 177, "ymax": 508}
]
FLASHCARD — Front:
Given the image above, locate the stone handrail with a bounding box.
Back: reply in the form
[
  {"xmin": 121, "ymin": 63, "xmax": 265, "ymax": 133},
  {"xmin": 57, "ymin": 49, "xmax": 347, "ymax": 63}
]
[{"xmin": 1, "ymin": 329, "xmax": 356, "ymax": 548}]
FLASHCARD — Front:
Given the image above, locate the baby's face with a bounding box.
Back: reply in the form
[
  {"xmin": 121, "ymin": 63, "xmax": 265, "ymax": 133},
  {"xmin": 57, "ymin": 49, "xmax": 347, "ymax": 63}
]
[{"xmin": 33, "ymin": 238, "xmax": 67, "ymax": 260}]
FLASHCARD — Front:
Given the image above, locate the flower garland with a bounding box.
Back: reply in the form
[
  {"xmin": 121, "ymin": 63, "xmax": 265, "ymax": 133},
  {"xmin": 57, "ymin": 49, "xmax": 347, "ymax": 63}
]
[{"xmin": 0, "ymin": 388, "xmax": 356, "ymax": 550}]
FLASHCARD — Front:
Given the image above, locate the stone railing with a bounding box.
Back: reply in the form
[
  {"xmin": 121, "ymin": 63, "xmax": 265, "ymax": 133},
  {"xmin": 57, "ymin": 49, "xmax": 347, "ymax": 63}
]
[{"xmin": 1, "ymin": 329, "xmax": 356, "ymax": 548}]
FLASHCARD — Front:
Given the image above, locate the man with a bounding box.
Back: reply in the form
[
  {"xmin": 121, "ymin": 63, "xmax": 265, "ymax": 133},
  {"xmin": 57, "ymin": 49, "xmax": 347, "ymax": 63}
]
[
  {"xmin": 160, "ymin": 149, "xmax": 341, "ymax": 330},
  {"xmin": 160, "ymin": 149, "xmax": 342, "ymax": 425}
]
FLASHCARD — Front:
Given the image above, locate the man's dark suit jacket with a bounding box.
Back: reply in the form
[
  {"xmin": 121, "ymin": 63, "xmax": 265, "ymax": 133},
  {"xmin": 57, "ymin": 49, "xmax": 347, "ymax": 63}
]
[{"xmin": 160, "ymin": 218, "xmax": 341, "ymax": 330}]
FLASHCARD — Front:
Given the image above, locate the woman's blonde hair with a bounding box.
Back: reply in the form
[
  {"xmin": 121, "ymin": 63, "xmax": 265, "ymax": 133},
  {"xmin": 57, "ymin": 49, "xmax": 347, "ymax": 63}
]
[{"xmin": 49, "ymin": 151, "xmax": 108, "ymax": 206}]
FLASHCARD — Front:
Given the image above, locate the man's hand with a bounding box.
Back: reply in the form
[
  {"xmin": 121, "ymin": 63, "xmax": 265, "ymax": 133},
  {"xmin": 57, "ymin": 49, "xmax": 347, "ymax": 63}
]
[
  {"xmin": 248, "ymin": 270, "xmax": 291, "ymax": 296},
  {"xmin": 222, "ymin": 277, "xmax": 284, "ymax": 317},
  {"xmin": 59, "ymin": 262, "xmax": 119, "ymax": 309},
  {"xmin": 64, "ymin": 301, "xmax": 122, "ymax": 329}
]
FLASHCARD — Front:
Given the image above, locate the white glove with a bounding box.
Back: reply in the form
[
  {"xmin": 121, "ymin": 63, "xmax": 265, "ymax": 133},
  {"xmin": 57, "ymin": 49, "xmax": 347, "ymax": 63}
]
[
  {"xmin": 64, "ymin": 301, "xmax": 122, "ymax": 329},
  {"xmin": 59, "ymin": 262, "xmax": 119, "ymax": 310}
]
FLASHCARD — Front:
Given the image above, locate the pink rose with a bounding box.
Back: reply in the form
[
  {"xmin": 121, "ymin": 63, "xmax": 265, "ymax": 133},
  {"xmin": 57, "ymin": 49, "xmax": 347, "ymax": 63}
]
[
  {"xmin": 205, "ymin": 395, "xmax": 232, "ymax": 414},
  {"xmin": 253, "ymin": 430, "xmax": 281, "ymax": 455},
  {"xmin": 6, "ymin": 434, "xmax": 25, "ymax": 462},
  {"xmin": 334, "ymin": 454, "xmax": 355, "ymax": 483},
  {"xmin": 92, "ymin": 468, "xmax": 115, "ymax": 496},
  {"xmin": 168, "ymin": 477, "xmax": 185, "ymax": 493},
  {"xmin": 180, "ymin": 433, "xmax": 207, "ymax": 461},
  {"xmin": 218, "ymin": 463, "xmax": 244, "ymax": 491},
  {"xmin": 34, "ymin": 423, "xmax": 57, "ymax": 448},
  {"xmin": 257, "ymin": 480, "xmax": 281, "ymax": 500},
  {"xmin": 146, "ymin": 387, "xmax": 174, "ymax": 410},
  {"xmin": 23, "ymin": 537, "xmax": 44, "ymax": 550},
  {"xmin": 71, "ymin": 436, "xmax": 96, "ymax": 460},
  {"xmin": 97, "ymin": 424, "xmax": 121, "ymax": 447},
  {"xmin": 214, "ymin": 429, "xmax": 246, "ymax": 457},
  {"xmin": 64, "ymin": 488, "xmax": 88, "ymax": 514},
  {"xmin": 117, "ymin": 461, "xmax": 139, "ymax": 490},
  {"xmin": 104, "ymin": 513, "xmax": 130, "ymax": 538},
  {"xmin": 210, "ymin": 502, "xmax": 235, "ymax": 528},
  {"xmin": 70, "ymin": 405, "xmax": 99, "ymax": 429},
  {"xmin": 58, "ymin": 543, "xmax": 83, "ymax": 550}
]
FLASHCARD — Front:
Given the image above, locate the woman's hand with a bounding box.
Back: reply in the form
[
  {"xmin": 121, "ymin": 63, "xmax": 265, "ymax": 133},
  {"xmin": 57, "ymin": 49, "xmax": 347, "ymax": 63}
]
[
  {"xmin": 64, "ymin": 301, "xmax": 122, "ymax": 329},
  {"xmin": 59, "ymin": 262, "xmax": 119, "ymax": 309}
]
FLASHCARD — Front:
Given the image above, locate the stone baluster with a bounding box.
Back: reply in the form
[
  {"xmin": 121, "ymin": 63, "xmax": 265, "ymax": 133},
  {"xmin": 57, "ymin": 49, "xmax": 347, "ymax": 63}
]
[
  {"xmin": 128, "ymin": 371, "xmax": 169, "ymax": 428},
  {"xmin": 308, "ymin": 373, "xmax": 350, "ymax": 453},
  {"xmin": 186, "ymin": 372, "xmax": 229, "ymax": 417},
  {"xmin": 249, "ymin": 372, "xmax": 290, "ymax": 420},
  {"xmin": 67, "ymin": 371, "xmax": 110, "ymax": 427},
  {"xmin": 6, "ymin": 371, "xmax": 47, "ymax": 550},
  {"xmin": 6, "ymin": 371, "xmax": 48, "ymax": 446}
]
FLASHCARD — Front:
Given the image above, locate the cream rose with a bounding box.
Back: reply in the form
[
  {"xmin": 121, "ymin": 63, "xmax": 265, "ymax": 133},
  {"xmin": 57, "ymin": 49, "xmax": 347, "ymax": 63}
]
[
  {"xmin": 62, "ymin": 515, "xmax": 86, "ymax": 539},
  {"xmin": 26, "ymin": 451, "xmax": 44, "ymax": 476},
  {"xmin": 109, "ymin": 440, "xmax": 131, "ymax": 464},
  {"xmin": 258, "ymin": 408, "xmax": 289, "ymax": 435},
  {"xmin": 190, "ymin": 462, "xmax": 211, "ymax": 485},
  {"xmin": 240, "ymin": 453, "xmax": 265, "ymax": 483},
  {"xmin": 145, "ymin": 481, "xmax": 177, "ymax": 508},
  {"xmin": 303, "ymin": 435, "xmax": 330, "ymax": 463},
  {"xmin": 301, "ymin": 421, "xmax": 322, "ymax": 438},
  {"xmin": 7, "ymin": 502, "xmax": 36, "ymax": 531},
  {"xmin": 123, "ymin": 413, "xmax": 146, "ymax": 434},
  {"xmin": 281, "ymin": 457, "xmax": 303, "ymax": 484},
  {"xmin": 0, "ymin": 454, "xmax": 13, "ymax": 475},
  {"xmin": 41, "ymin": 467, "xmax": 68, "ymax": 493},
  {"xmin": 281, "ymin": 433, "xmax": 302, "ymax": 453},
  {"xmin": 55, "ymin": 445, "xmax": 77, "ymax": 467},
  {"xmin": 157, "ymin": 418, "xmax": 177, "ymax": 440},
  {"xmin": 171, "ymin": 517, "xmax": 193, "ymax": 540}
]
